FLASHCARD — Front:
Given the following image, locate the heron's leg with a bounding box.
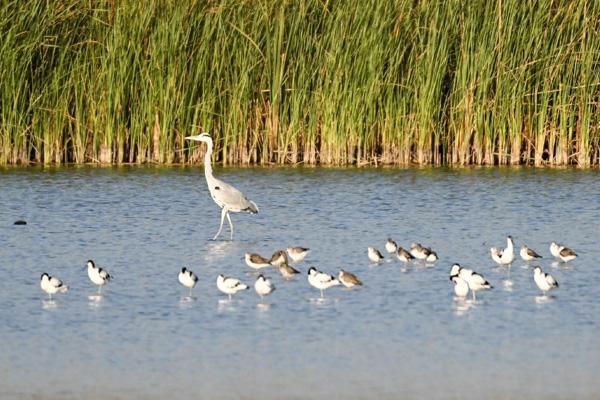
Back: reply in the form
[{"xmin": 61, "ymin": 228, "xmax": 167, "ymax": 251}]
[
  {"xmin": 213, "ymin": 207, "xmax": 228, "ymax": 240},
  {"xmin": 226, "ymin": 211, "xmax": 234, "ymax": 240}
]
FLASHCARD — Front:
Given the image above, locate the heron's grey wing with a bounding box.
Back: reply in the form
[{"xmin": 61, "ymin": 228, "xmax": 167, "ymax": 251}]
[{"xmin": 209, "ymin": 178, "xmax": 258, "ymax": 213}]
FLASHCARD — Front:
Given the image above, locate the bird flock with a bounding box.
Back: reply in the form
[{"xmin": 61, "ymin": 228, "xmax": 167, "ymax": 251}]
[
  {"xmin": 37, "ymin": 132, "xmax": 578, "ymax": 305},
  {"xmin": 40, "ymin": 238, "xmax": 576, "ymax": 303},
  {"xmin": 39, "ymin": 246, "xmax": 359, "ymax": 301}
]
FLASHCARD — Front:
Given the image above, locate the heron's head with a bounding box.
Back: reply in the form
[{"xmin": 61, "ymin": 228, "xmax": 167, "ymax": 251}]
[{"xmin": 185, "ymin": 132, "xmax": 211, "ymax": 143}]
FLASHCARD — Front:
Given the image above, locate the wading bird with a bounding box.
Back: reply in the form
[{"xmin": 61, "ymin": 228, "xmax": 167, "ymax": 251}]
[
  {"xmin": 87, "ymin": 260, "xmax": 111, "ymax": 294},
  {"xmin": 40, "ymin": 273, "xmax": 68, "ymax": 300},
  {"xmin": 533, "ymin": 266, "xmax": 558, "ymax": 295},
  {"xmin": 307, "ymin": 267, "xmax": 340, "ymax": 297},
  {"xmin": 178, "ymin": 267, "xmax": 198, "ymax": 297},
  {"xmin": 185, "ymin": 132, "xmax": 258, "ymax": 241}
]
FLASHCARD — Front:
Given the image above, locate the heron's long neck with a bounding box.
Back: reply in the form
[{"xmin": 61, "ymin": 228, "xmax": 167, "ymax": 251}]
[{"xmin": 203, "ymin": 140, "xmax": 214, "ymax": 182}]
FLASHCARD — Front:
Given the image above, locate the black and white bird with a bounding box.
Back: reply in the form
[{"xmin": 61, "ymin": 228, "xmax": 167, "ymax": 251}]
[
  {"xmin": 452, "ymin": 264, "xmax": 492, "ymax": 300},
  {"xmin": 269, "ymin": 250, "xmax": 289, "ymax": 267},
  {"xmin": 396, "ymin": 247, "xmax": 414, "ymax": 263},
  {"xmin": 550, "ymin": 242, "xmax": 577, "ymax": 262},
  {"xmin": 87, "ymin": 260, "xmax": 111, "ymax": 293},
  {"xmin": 178, "ymin": 267, "xmax": 198, "ymax": 297},
  {"xmin": 216, "ymin": 274, "xmax": 249, "ymax": 300},
  {"xmin": 490, "ymin": 236, "xmax": 515, "ymax": 265},
  {"xmin": 409, "ymin": 243, "xmax": 438, "ymax": 263},
  {"xmin": 245, "ymin": 253, "xmax": 272, "ymax": 270},
  {"xmin": 520, "ymin": 245, "xmax": 542, "ymax": 262},
  {"xmin": 338, "ymin": 270, "xmax": 362, "ymax": 288},
  {"xmin": 254, "ymin": 274, "xmax": 275, "ymax": 300},
  {"xmin": 40, "ymin": 273, "xmax": 68, "ymax": 299},
  {"xmin": 533, "ymin": 266, "xmax": 559, "ymax": 295},
  {"xmin": 450, "ymin": 276, "xmax": 469, "ymax": 298},
  {"xmin": 385, "ymin": 239, "xmax": 398, "ymax": 254},
  {"xmin": 307, "ymin": 267, "xmax": 340, "ymax": 297},
  {"xmin": 286, "ymin": 246, "xmax": 310, "ymax": 263},
  {"xmin": 278, "ymin": 262, "xmax": 300, "ymax": 280},
  {"xmin": 368, "ymin": 247, "xmax": 384, "ymax": 263}
]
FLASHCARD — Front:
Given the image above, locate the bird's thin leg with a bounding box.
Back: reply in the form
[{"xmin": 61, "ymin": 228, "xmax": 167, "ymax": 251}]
[
  {"xmin": 228, "ymin": 294, "xmax": 232, "ymax": 301},
  {"xmin": 320, "ymin": 289, "xmax": 324, "ymax": 298},
  {"xmin": 98, "ymin": 285, "xmax": 102, "ymax": 294},
  {"xmin": 213, "ymin": 207, "xmax": 228, "ymax": 240},
  {"xmin": 472, "ymin": 290, "xmax": 476, "ymax": 301},
  {"xmin": 225, "ymin": 211, "xmax": 234, "ymax": 241},
  {"xmin": 189, "ymin": 288, "xmax": 192, "ymax": 297}
]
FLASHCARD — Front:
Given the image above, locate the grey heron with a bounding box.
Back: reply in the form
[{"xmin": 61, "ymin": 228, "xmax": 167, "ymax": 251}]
[{"xmin": 185, "ymin": 132, "xmax": 258, "ymax": 241}]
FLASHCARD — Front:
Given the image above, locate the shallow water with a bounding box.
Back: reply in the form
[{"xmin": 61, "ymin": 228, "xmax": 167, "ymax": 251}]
[{"xmin": 0, "ymin": 166, "xmax": 598, "ymax": 399}]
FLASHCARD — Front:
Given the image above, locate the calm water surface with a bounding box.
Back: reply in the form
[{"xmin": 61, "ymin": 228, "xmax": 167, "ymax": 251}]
[{"xmin": 0, "ymin": 166, "xmax": 598, "ymax": 399}]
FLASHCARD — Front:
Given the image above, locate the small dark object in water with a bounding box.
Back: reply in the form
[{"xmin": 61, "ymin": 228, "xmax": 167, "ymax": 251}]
[{"xmin": 14, "ymin": 220, "xmax": 27, "ymax": 225}]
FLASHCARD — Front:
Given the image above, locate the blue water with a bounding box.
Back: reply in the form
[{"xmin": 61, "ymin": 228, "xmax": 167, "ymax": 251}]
[{"xmin": 0, "ymin": 166, "xmax": 598, "ymax": 399}]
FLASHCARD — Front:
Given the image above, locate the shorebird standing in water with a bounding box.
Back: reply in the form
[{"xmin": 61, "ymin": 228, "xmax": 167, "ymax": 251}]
[
  {"xmin": 185, "ymin": 132, "xmax": 258, "ymax": 241},
  {"xmin": 216, "ymin": 274, "xmax": 249, "ymax": 300},
  {"xmin": 338, "ymin": 270, "xmax": 363, "ymax": 288},
  {"xmin": 368, "ymin": 247, "xmax": 384, "ymax": 263},
  {"xmin": 40, "ymin": 273, "xmax": 68, "ymax": 300},
  {"xmin": 451, "ymin": 264, "xmax": 492, "ymax": 301},
  {"xmin": 533, "ymin": 266, "xmax": 559, "ymax": 295},
  {"xmin": 286, "ymin": 246, "xmax": 310, "ymax": 263},
  {"xmin": 308, "ymin": 267, "xmax": 340, "ymax": 297},
  {"xmin": 87, "ymin": 260, "xmax": 111, "ymax": 294},
  {"xmin": 409, "ymin": 243, "xmax": 438, "ymax": 263},
  {"xmin": 385, "ymin": 239, "xmax": 398, "ymax": 254},
  {"xmin": 520, "ymin": 245, "xmax": 542, "ymax": 262},
  {"xmin": 451, "ymin": 276, "xmax": 469, "ymax": 298},
  {"xmin": 254, "ymin": 275, "xmax": 276, "ymax": 300},
  {"xmin": 550, "ymin": 242, "xmax": 577, "ymax": 263},
  {"xmin": 396, "ymin": 247, "xmax": 414, "ymax": 263},
  {"xmin": 178, "ymin": 267, "xmax": 198, "ymax": 297},
  {"xmin": 245, "ymin": 253, "xmax": 271, "ymax": 270}
]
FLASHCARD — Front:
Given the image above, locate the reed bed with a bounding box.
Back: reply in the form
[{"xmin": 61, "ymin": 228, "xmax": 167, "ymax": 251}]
[{"xmin": 0, "ymin": 0, "xmax": 599, "ymax": 166}]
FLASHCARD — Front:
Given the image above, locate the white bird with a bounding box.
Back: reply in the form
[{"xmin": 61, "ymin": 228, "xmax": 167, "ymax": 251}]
[
  {"xmin": 549, "ymin": 242, "xmax": 562, "ymax": 258},
  {"xmin": 490, "ymin": 247, "xmax": 503, "ymax": 264},
  {"xmin": 185, "ymin": 132, "xmax": 258, "ymax": 241},
  {"xmin": 216, "ymin": 274, "xmax": 249, "ymax": 300},
  {"xmin": 245, "ymin": 253, "xmax": 271, "ymax": 270},
  {"xmin": 307, "ymin": 267, "xmax": 340, "ymax": 297},
  {"xmin": 456, "ymin": 264, "xmax": 492, "ymax": 300},
  {"xmin": 278, "ymin": 262, "xmax": 300, "ymax": 280},
  {"xmin": 286, "ymin": 246, "xmax": 310, "ymax": 263},
  {"xmin": 254, "ymin": 274, "xmax": 275, "ymax": 300},
  {"xmin": 368, "ymin": 246, "xmax": 384, "ymax": 263},
  {"xmin": 490, "ymin": 236, "xmax": 514, "ymax": 265},
  {"xmin": 40, "ymin": 273, "xmax": 68, "ymax": 299},
  {"xmin": 451, "ymin": 276, "xmax": 469, "ymax": 298},
  {"xmin": 396, "ymin": 247, "xmax": 414, "ymax": 263},
  {"xmin": 178, "ymin": 267, "xmax": 198, "ymax": 296},
  {"xmin": 533, "ymin": 266, "xmax": 559, "ymax": 295},
  {"xmin": 409, "ymin": 243, "xmax": 438, "ymax": 263},
  {"xmin": 338, "ymin": 270, "xmax": 363, "ymax": 288},
  {"xmin": 449, "ymin": 263, "xmax": 462, "ymax": 278},
  {"xmin": 520, "ymin": 245, "xmax": 542, "ymax": 262},
  {"xmin": 269, "ymin": 250, "xmax": 289, "ymax": 267},
  {"xmin": 550, "ymin": 242, "xmax": 577, "ymax": 262},
  {"xmin": 87, "ymin": 260, "xmax": 111, "ymax": 293},
  {"xmin": 385, "ymin": 239, "xmax": 398, "ymax": 254}
]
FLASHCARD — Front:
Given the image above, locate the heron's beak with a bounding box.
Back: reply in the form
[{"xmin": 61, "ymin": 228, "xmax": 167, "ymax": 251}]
[{"xmin": 184, "ymin": 135, "xmax": 196, "ymax": 140}]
